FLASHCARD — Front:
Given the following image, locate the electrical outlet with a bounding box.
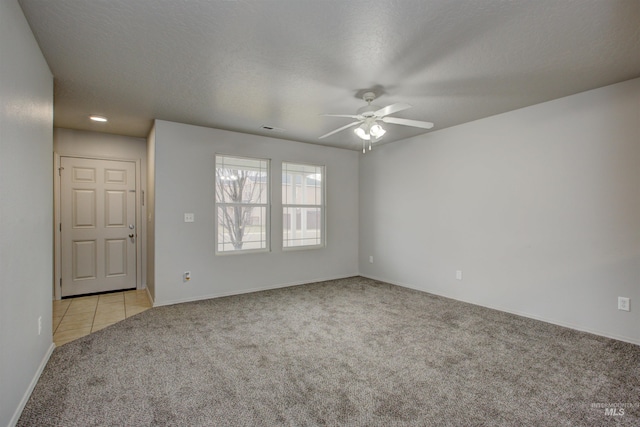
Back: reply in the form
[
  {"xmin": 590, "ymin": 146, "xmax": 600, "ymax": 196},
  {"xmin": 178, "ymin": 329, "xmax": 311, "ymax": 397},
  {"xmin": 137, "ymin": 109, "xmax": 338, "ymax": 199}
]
[
  {"xmin": 184, "ymin": 213, "xmax": 194, "ymax": 223},
  {"xmin": 618, "ymin": 297, "xmax": 630, "ymax": 311},
  {"xmin": 456, "ymin": 270, "xmax": 463, "ymax": 281},
  {"xmin": 38, "ymin": 316, "xmax": 42, "ymax": 335},
  {"xmin": 183, "ymin": 271, "xmax": 191, "ymax": 282},
  {"xmin": 369, "ymin": 256, "xmax": 374, "ymax": 264}
]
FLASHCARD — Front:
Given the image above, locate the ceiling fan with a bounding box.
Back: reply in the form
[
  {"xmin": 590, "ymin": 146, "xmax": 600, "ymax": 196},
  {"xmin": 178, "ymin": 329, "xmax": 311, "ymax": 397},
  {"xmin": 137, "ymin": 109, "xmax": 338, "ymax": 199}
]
[{"xmin": 319, "ymin": 92, "xmax": 434, "ymax": 152}]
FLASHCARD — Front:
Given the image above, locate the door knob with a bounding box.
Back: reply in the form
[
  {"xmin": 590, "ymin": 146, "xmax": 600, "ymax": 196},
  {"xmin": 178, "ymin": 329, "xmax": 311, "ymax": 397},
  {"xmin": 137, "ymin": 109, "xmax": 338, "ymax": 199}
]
[{"xmin": 129, "ymin": 233, "xmax": 134, "ymax": 238}]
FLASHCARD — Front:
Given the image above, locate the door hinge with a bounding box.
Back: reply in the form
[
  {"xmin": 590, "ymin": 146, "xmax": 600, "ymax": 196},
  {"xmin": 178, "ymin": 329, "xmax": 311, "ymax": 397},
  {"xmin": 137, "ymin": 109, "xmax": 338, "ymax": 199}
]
[
  {"xmin": 59, "ymin": 223, "xmax": 62, "ymax": 232},
  {"xmin": 58, "ymin": 166, "xmax": 64, "ymax": 176},
  {"xmin": 59, "ymin": 277, "xmax": 62, "ymax": 288}
]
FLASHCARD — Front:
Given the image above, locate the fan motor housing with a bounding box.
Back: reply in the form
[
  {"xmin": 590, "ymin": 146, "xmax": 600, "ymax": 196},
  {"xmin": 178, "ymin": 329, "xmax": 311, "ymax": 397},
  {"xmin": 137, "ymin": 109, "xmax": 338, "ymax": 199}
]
[{"xmin": 357, "ymin": 104, "xmax": 381, "ymax": 117}]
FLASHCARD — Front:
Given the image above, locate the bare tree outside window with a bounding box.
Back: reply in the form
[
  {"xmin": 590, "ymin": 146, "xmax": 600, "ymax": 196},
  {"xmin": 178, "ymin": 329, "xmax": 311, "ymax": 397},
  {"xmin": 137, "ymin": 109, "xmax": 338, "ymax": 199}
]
[{"xmin": 215, "ymin": 156, "xmax": 268, "ymax": 253}]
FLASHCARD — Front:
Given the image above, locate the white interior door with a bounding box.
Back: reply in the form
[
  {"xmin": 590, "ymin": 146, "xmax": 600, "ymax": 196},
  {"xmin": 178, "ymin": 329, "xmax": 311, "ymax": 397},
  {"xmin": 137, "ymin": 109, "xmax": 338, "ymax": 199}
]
[{"xmin": 60, "ymin": 157, "xmax": 137, "ymax": 297}]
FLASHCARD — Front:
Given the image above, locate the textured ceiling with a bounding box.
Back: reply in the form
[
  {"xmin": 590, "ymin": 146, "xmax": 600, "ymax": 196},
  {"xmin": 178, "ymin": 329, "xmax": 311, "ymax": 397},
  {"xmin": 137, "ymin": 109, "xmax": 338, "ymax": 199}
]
[{"xmin": 18, "ymin": 0, "xmax": 640, "ymax": 150}]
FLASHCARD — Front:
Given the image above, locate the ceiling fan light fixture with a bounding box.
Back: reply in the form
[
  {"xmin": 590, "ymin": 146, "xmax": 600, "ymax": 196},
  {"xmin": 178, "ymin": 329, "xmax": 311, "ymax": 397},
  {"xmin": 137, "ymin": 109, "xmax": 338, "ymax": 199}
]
[
  {"xmin": 370, "ymin": 124, "xmax": 385, "ymax": 138},
  {"xmin": 354, "ymin": 126, "xmax": 370, "ymax": 140},
  {"xmin": 320, "ymin": 93, "xmax": 433, "ymax": 152},
  {"xmin": 354, "ymin": 122, "xmax": 385, "ymax": 141}
]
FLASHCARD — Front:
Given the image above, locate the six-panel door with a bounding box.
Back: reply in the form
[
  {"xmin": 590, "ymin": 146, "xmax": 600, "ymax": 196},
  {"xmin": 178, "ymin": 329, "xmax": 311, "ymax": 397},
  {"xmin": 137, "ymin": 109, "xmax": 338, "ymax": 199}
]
[{"xmin": 60, "ymin": 157, "xmax": 136, "ymax": 297}]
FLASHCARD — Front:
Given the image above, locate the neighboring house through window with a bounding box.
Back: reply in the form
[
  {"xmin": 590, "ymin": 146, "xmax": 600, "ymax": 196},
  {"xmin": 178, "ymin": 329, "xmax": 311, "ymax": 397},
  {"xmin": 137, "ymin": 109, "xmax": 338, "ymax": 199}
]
[{"xmin": 282, "ymin": 162, "xmax": 324, "ymax": 249}]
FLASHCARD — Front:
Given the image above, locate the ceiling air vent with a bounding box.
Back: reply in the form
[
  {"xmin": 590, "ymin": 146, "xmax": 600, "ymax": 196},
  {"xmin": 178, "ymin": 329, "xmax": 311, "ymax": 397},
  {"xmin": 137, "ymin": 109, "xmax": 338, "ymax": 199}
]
[{"xmin": 261, "ymin": 125, "xmax": 285, "ymax": 133}]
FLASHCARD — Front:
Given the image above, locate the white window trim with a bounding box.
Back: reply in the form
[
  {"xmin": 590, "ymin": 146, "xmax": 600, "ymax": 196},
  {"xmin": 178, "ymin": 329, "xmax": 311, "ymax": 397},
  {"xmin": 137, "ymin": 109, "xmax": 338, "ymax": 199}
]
[
  {"xmin": 282, "ymin": 162, "xmax": 325, "ymax": 251},
  {"xmin": 215, "ymin": 154, "xmax": 271, "ymax": 255}
]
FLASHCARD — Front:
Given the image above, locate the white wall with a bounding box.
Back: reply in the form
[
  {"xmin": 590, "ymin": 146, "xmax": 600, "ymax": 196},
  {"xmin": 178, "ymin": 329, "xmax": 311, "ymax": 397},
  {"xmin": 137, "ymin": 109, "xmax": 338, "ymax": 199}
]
[
  {"xmin": 146, "ymin": 124, "xmax": 156, "ymax": 300},
  {"xmin": 54, "ymin": 127, "xmax": 147, "ymax": 160},
  {"xmin": 53, "ymin": 128, "xmax": 148, "ymax": 292},
  {"xmin": 360, "ymin": 78, "xmax": 640, "ymax": 344},
  {"xmin": 151, "ymin": 120, "xmax": 359, "ymax": 305},
  {"xmin": 0, "ymin": 1, "xmax": 54, "ymax": 425}
]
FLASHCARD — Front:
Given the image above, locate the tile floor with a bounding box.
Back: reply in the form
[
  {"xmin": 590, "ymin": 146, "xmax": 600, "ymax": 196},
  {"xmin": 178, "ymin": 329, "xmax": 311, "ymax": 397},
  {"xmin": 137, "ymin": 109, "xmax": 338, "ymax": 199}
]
[{"xmin": 52, "ymin": 289, "xmax": 152, "ymax": 346}]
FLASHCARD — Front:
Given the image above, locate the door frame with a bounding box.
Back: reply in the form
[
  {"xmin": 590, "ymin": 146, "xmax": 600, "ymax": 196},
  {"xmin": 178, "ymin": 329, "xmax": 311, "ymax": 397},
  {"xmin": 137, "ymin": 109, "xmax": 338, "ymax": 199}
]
[{"xmin": 54, "ymin": 153, "xmax": 143, "ymax": 300}]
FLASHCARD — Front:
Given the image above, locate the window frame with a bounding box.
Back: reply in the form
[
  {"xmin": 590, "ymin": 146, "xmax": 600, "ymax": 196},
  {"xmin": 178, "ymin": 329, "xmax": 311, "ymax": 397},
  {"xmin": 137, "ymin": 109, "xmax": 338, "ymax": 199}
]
[
  {"xmin": 282, "ymin": 161, "xmax": 326, "ymax": 250},
  {"xmin": 214, "ymin": 154, "xmax": 271, "ymax": 255}
]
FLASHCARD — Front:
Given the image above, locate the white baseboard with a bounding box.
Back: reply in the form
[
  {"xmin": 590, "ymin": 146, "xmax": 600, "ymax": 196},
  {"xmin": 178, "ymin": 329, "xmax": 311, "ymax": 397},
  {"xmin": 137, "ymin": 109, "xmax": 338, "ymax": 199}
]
[
  {"xmin": 9, "ymin": 342, "xmax": 55, "ymax": 427},
  {"xmin": 360, "ymin": 274, "xmax": 640, "ymax": 346},
  {"xmin": 145, "ymin": 285, "xmax": 154, "ymax": 307},
  {"xmin": 153, "ymin": 274, "xmax": 358, "ymax": 307}
]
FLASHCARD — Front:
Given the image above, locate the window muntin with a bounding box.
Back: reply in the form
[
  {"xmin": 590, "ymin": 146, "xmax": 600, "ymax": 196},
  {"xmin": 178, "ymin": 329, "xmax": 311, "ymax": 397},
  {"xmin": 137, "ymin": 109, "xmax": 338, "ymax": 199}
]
[
  {"xmin": 215, "ymin": 155, "xmax": 269, "ymax": 253},
  {"xmin": 282, "ymin": 162, "xmax": 324, "ymax": 249}
]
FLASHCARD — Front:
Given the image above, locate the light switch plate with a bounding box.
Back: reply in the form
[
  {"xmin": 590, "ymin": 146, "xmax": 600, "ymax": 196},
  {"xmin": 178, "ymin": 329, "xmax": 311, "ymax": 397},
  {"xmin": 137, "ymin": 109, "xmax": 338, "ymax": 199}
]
[{"xmin": 618, "ymin": 297, "xmax": 630, "ymax": 311}]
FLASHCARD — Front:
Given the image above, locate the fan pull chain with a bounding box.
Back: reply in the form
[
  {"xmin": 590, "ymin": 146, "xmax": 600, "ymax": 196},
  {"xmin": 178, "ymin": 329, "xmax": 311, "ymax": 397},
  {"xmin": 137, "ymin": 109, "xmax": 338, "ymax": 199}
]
[
  {"xmin": 362, "ymin": 139, "xmax": 365, "ymax": 153},
  {"xmin": 369, "ymin": 140, "xmax": 372, "ymax": 151}
]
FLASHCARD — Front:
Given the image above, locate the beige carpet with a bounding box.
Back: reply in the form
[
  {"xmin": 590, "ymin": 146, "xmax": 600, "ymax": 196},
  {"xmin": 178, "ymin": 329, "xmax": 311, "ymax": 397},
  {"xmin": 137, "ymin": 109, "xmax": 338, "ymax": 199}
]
[{"xmin": 19, "ymin": 277, "xmax": 640, "ymax": 426}]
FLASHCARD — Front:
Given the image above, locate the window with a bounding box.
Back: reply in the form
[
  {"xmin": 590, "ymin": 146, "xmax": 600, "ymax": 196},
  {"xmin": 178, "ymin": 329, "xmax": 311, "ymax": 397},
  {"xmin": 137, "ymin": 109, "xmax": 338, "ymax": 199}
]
[
  {"xmin": 282, "ymin": 162, "xmax": 324, "ymax": 249},
  {"xmin": 215, "ymin": 155, "xmax": 269, "ymax": 253}
]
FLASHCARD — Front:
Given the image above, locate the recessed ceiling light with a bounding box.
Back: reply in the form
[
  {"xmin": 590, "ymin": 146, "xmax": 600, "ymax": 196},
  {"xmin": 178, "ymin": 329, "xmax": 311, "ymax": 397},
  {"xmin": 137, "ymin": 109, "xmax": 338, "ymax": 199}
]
[{"xmin": 89, "ymin": 115, "xmax": 107, "ymax": 122}]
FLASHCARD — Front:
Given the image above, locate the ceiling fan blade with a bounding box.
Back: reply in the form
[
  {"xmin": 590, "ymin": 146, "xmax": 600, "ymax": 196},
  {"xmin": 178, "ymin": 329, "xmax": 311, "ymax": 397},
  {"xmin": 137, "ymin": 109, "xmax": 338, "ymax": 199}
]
[
  {"xmin": 321, "ymin": 114, "xmax": 361, "ymax": 119},
  {"xmin": 381, "ymin": 116, "xmax": 434, "ymax": 129},
  {"xmin": 319, "ymin": 121, "xmax": 362, "ymax": 139},
  {"xmin": 374, "ymin": 103, "xmax": 412, "ymax": 117}
]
